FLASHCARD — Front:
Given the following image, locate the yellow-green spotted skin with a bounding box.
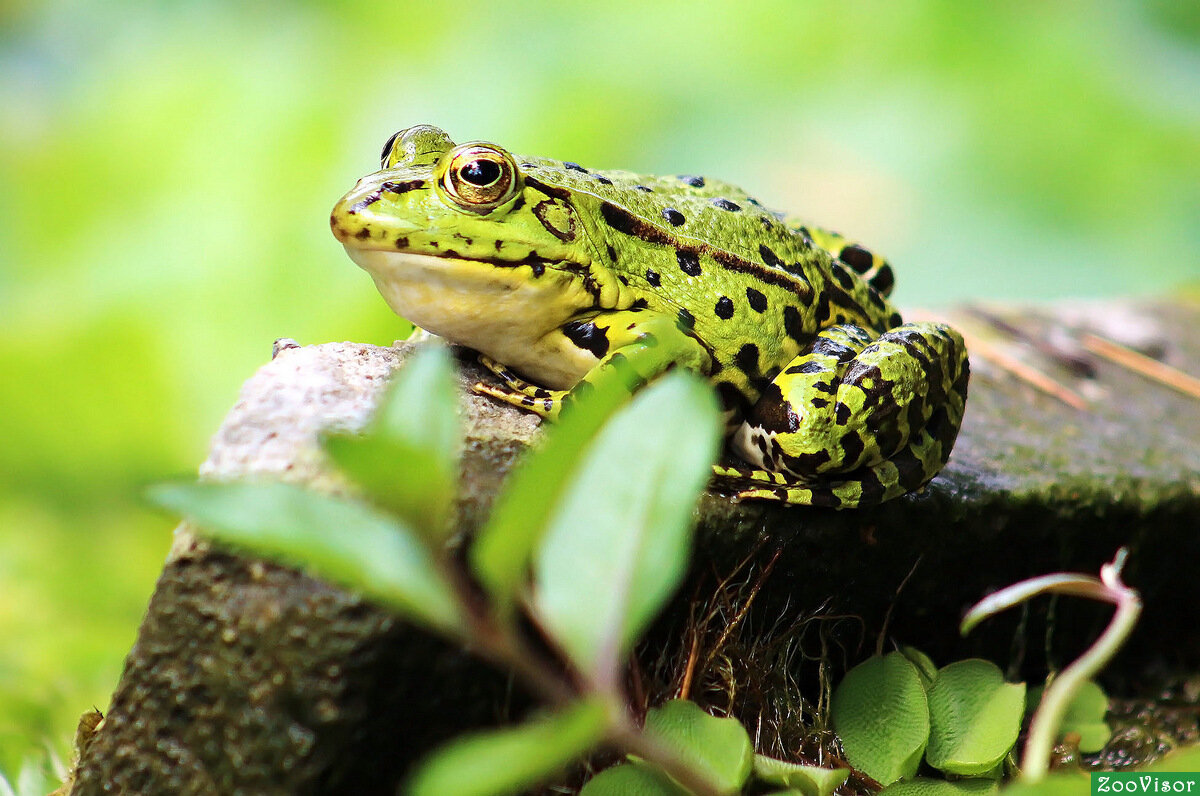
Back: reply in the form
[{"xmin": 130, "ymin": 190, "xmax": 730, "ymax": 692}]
[{"xmin": 331, "ymin": 125, "xmax": 969, "ymax": 508}]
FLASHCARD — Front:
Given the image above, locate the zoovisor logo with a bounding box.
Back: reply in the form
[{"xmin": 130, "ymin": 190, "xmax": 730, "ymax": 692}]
[{"xmin": 1094, "ymin": 774, "xmax": 1200, "ymax": 794}]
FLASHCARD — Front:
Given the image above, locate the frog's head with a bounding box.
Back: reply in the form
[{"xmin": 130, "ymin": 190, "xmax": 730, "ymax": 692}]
[{"xmin": 331, "ymin": 126, "xmax": 607, "ymax": 383}]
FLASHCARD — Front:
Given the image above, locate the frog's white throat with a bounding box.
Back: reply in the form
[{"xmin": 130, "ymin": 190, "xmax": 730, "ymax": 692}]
[{"xmin": 345, "ymin": 248, "xmax": 597, "ymax": 389}]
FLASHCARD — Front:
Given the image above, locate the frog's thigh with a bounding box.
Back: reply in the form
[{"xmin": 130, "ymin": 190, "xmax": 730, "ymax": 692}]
[{"xmin": 732, "ymin": 323, "xmax": 967, "ymax": 479}]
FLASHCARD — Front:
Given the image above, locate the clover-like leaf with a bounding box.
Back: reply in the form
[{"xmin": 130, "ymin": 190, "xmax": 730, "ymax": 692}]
[
  {"xmin": 925, "ymin": 659, "xmax": 1024, "ymax": 776},
  {"xmin": 321, "ymin": 344, "xmax": 460, "ymax": 538},
  {"xmin": 753, "ymin": 754, "xmax": 850, "ymax": 796},
  {"xmin": 580, "ymin": 762, "xmax": 690, "ymax": 796},
  {"xmin": 147, "ymin": 480, "xmax": 460, "ymax": 633},
  {"xmin": 880, "ymin": 777, "xmax": 1000, "ymax": 796},
  {"xmin": 642, "ymin": 699, "xmax": 753, "ymax": 796},
  {"xmin": 407, "ymin": 700, "xmax": 608, "ymax": 796},
  {"xmin": 532, "ymin": 374, "xmax": 722, "ymax": 685},
  {"xmin": 831, "ymin": 651, "xmax": 930, "ymax": 785}
]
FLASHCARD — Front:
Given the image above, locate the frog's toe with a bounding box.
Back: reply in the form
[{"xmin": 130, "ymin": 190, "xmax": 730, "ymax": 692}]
[
  {"xmin": 733, "ymin": 486, "xmax": 792, "ymax": 503},
  {"xmin": 471, "ymin": 381, "xmax": 559, "ymax": 417}
]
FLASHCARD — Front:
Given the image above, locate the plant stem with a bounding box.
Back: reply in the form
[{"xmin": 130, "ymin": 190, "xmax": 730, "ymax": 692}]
[{"xmin": 1021, "ymin": 552, "xmax": 1140, "ymax": 782}]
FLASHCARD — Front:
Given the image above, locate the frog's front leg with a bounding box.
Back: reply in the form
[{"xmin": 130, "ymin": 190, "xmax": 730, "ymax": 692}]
[
  {"xmin": 473, "ymin": 310, "xmax": 713, "ymax": 419},
  {"xmin": 718, "ymin": 322, "xmax": 968, "ymax": 508}
]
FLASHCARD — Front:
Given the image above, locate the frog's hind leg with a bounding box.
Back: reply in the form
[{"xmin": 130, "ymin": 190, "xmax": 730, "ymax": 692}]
[
  {"xmin": 791, "ymin": 222, "xmax": 895, "ymax": 298},
  {"xmin": 718, "ymin": 322, "xmax": 969, "ymax": 508}
]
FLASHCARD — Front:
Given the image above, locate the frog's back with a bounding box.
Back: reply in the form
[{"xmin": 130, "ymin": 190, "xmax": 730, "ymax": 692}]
[{"xmin": 516, "ymin": 157, "xmax": 901, "ymax": 403}]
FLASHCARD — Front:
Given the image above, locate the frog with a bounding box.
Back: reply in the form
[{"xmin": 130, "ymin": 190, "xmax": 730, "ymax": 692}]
[{"xmin": 330, "ymin": 125, "xmax": 969, "ymax": 508}]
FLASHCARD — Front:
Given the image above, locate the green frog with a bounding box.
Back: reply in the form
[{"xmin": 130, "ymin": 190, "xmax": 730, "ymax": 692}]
[{"xmin": 331, "ymin": 125, "xmax": 968, "ymax": 508}]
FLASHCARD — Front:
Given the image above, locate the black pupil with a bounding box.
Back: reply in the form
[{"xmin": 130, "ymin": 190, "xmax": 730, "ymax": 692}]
[{"xmin": 460, "ymin": 159, "xmax": 502, "ymax": 187}]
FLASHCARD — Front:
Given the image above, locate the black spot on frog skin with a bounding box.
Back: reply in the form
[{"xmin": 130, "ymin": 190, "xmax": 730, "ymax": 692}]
[
  {"xmin": 645, "ymin": 268, "xmax": 661, "ymax": 287},
  {"xmin": 751, "ymin": 384, "xmax": 799, "ymax": 433},
  {"xmin": 840, "ymin": 244, "xmax": 874, "ymax": 273},
  {"xmin": 867, "ymin": 287, "xmax": 887, "ymax": 311},
  {"xmin": 810, "ymin": 336, "xmax": 858, "ymax": 363},
  {"xmin": 759, "ymin": 244, "xmax": 784, "ymax": 268},
  {"xmin": 662, "ymin": 208, "xmax": 686, "ymax": 226},
  {"xmin": 679, "ymin": 175, "xmax": 706, "ymax": 187},
  {"xmin": 562, "ymin": 320, "xmax": 610, "ymax": 359},
  {"xmin": 712, "ymin": 198, "xmax": 741, "ymax": 212},
  {"xmin": 394, "ymin": 236, "xmax": 409, "ymax": 249},
  {"xmin": 677, "ymin": 250, "xmax": 702, "ymax": 277},
  {"xmin": 635, "ymin": 185, "xmax": 654, "ymax": 192},
  {"xmin": 564, "ymin": 162, "xmax": 589, "ymax": 173},
  {"xmin": 834, "ymin": 403, "xmax": 852, "ymax": 425},
  {"xmin": 872, "ymin": 267, "xmax": 896, "ymax": 296},
  {"xmin": 786, "ymin": 360, "xmax": 828, "ymax": 375},
  {"xmin": 354, "ymin": 228, "xmax": 370, "ymax": 240},
  {"xmin": 840, "ymin": 432, "xmax": 866, "ymax": 467},
  {"xmin": 889, "ymin": 312, "xmax": 904, "ymax": 328},
  {"xmin": 531, "ymin": 263, "xmax": 546, "ymax": 277},
  {"xmin": 715, "ymin": 296, "xmax": 734, "ymax": 319},
  {"xmin": 595, "ymin": 175, "xmax": 613, "ymax": 185},
  {"xmin": 630, "ymin": 297, "xmax": 650, "ymax": 310},
  {"xmin": 781, "ymin": 448, "xmax": 831, "ymax": 475},
  {"xmin": 782, "ymin": 305, "xmax": 807, "ymax": 343},
  {"xmin": 734, "ymin": 343, "xmax": 760, "ymax": 375},
  {"xmin": 810, "ymin": 396, "xmax": 829, "ymax": 409},
  {"xmin": 830, "ymin": 263, "xmax": 857, "ymax": 291},
  {"xmin": 676, "ymin": 307, "xmax": 696, "ymax": 330},
  {"xmin": 746, "ymin": 287, "xmax": 767, "ymax": 313},
  {"xmin": 606, "ymin": 243, "xmax": 618, "ymax": 262}
]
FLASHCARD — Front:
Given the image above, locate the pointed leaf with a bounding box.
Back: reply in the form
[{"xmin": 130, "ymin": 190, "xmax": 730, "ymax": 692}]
[
  {"xmin": 831, "ymin": 652, "xmax": 930, "ymax": 785},
  {"xmin": 408, "ymin": 700, "xmax": 607, "ymax": 796},
  {"xmin": 470, "ymin": 350, "xmax": 640, "ymax": 615},
  {"xmin": 580, "ymin": 763, "xmax": 690, "ymax": 796},
  {"xmin": 322, "ymin": 344, "xmax": 460, "ymax": 537},
  {"xmin": 753, "ymin": 755, "xmax": 850, "ymax": 796},
  {"xmin": 642, "ymin": 699, "xmax": 753, "ymax": 796},
  {"xmin": 925, "ymin": 659, "xmax": 1024, "ymax": 776},
  {"xmin": 532, "ymin": 374, "xmax": 722, "ymax": 683},
  {"xmin": 147, "ymin": 480, "xmax": 460, "ymax": 633}
]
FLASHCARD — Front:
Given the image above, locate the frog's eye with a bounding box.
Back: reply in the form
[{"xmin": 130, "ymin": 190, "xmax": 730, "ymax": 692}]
[{"xmin": 439, "ymin": 143, "xmax": 521, "ymax": 213}]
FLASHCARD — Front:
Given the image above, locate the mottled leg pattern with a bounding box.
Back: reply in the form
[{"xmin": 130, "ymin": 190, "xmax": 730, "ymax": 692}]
[
  {"xmin": 715, "ymin": 322, "xmax": 969, "ymax": 508},
  {"xmin": 473, "ymin": 310, "xmax": 713, "ymax": 420}
]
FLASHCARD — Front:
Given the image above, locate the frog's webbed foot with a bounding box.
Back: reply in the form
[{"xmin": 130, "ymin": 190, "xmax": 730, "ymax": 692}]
[{"xmin": 472, "ymin": 355, "xmax": 567, "ymax": 419}]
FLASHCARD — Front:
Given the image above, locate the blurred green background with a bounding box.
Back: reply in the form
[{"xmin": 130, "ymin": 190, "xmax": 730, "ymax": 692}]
[{"xmin": 1, "ymin": 0, "xmax": 1197, "ymax": 771}]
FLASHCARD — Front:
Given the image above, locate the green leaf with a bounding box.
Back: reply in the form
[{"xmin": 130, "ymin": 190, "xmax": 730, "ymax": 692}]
[
  {"xmin": 580, "ymin": 762, "xmax": 690, "ymax": 796},
  {"xmin": 407, "ymin": 700, "xmax": 608, "ymax": 796},
  {"xmin": 470, "ymin": 349, "xmax": 639, "ymax": 616},
  {"xmin": 753, "ymin": 754, "xmax": 850, "ymax": 796},
  {"xmin": 831, "ymin": 651, "xmax": 930, "ymax": 785},
  {"xmin": 880, "ymin": 777, "xmax": 1000, "ymax": 796},
  {"xmin": 994, "ymin": 773, "xmax": 1090, "ymax": 796},
  {"xmin": 900, "ymin": 646, "xmax": 939, "ymax": 685},
  {"xmin": 642, "ymin": 699, "xmax": 753, "ymax": 796},
  {"xmin": 532, "ymin": 374, "xmax": 721, "ymax": 683},
  {"xmin": 925, "ymin": 659, "xmax": 1025, "ymax": 776},
  {"xmin": 322, "ymin": 344, "xmax": 460, "ymax": 537},
  {"xmin": 1027, "ymin": 679, "xmax": 1110, "ymax": 753},
  {"xmin": 147, "ymin": 480, "xmax": 460, "ymax": 634}
]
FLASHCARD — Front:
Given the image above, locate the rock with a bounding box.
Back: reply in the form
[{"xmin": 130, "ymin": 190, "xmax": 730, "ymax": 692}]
[{"xmin": 72, "ymin": 300, "xmax": 1200, "ymax": 794}]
